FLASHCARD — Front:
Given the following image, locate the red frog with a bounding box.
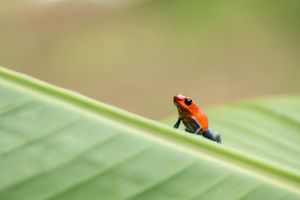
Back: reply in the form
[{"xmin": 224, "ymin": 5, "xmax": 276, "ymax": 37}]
[{"xmin": 173, "ymin": 93, "xmax": 221, "ymax": 143}]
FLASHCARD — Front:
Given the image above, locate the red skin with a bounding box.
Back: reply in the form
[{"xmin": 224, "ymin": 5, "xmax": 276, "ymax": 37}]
[{"xmin": 173, "ymin": 93, "xmax": 208, "ymax": 133}]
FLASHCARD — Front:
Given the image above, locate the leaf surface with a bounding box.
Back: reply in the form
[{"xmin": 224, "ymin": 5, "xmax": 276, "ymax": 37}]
[{"xmin": 0, "ymin": 67, "xmax": 299, "ymax": 200}]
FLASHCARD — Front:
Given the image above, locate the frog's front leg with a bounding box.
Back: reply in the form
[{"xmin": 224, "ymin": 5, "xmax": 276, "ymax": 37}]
[{"xmin": 173, "ymin": 117, "xmax": 182, "ymax": 129}]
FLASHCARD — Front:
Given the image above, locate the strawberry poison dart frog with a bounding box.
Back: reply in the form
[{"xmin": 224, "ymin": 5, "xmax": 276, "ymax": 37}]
[{"xmin": 173, "ymin": 93, "xmax": 222, "ymax": 143}]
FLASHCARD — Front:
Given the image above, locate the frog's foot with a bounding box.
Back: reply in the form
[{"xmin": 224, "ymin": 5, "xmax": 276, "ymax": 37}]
[
  {"xmin": 203, "ymin": 129, "xmax": 222, "ymax": 144},
  {"xmin": 214, "ymin": 133, "xmax": 222, "ymax": 144},
  {"xmin": 185, "ymin": 128, "xmax": 195, "ymax": 134}
]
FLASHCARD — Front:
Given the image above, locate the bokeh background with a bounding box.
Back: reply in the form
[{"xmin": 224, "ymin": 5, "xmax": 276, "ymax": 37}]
[{"xmin": 0, "ymin": 0, "xmax": 299, "ymax": 119}]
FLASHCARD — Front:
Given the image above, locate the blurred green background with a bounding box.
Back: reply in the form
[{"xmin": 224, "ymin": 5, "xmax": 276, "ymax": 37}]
[{"xmin": 0, "ymin": 0, "xmax": 299, "ymax": 119}]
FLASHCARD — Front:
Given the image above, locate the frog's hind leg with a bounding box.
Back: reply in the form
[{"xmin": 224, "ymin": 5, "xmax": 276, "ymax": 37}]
[{"xmin": 203, "ymin": 129, "xmax": 222, "ymax": 144}]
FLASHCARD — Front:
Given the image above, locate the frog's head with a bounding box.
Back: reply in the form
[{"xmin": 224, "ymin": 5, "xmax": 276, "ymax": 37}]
[{"xmin": 173, "ymin": 93, "xmax": 195, "ymax": 114}]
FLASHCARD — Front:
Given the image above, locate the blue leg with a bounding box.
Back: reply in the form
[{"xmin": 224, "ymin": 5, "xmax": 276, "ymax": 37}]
[
  {"xmin": 203, "ymin": 129, "xmax": 222, "ymax": 144},
  {"xmin": 173, "ymin": 118, "xmax": 181, "ymax": 129}
]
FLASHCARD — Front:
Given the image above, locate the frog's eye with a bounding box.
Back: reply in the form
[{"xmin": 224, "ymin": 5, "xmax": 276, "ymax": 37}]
[{"xmin": 184, "ymin": 98, "xmax": 192, "ymax": 106}]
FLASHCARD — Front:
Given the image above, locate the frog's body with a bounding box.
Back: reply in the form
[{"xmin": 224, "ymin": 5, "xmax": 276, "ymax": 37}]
[
  {"xmin": 173, "ymin": 93, "xmax": 221, "ymax": 143},
  {"xmin": 176, "ymin": 101, "xmax": 208, "ymax": 132}
]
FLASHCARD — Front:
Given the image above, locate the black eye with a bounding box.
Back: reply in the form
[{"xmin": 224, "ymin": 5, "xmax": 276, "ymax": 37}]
[{"xmin": 184, "ymin": 98, "xmax": 192, "ymax": 106}]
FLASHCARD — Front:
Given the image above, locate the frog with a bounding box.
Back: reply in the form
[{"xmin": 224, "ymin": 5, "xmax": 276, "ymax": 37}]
[{"xmin": 173, "ymin": 93, "xmax": 222, "ymax": 143}]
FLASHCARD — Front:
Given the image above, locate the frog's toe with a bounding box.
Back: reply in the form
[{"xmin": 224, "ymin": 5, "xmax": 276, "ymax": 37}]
[
  {"xmin": 185, "ymin": 128, "xmax": 195, "ymax": 134},
  {"xmin": 214, "ymin": 133, "xmax": 222, "ymax": 144}
]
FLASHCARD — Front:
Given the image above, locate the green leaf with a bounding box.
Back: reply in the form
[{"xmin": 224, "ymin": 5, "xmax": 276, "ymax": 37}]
[{"xmin": 0, "ymin": 67, "xmax": 299, "ymax": 200}]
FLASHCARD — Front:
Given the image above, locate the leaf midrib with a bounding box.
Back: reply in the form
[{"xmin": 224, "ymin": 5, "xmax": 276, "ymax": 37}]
[{"xmin": 0, "ymin": 66, "xmax": 299, "ymax": 194}]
